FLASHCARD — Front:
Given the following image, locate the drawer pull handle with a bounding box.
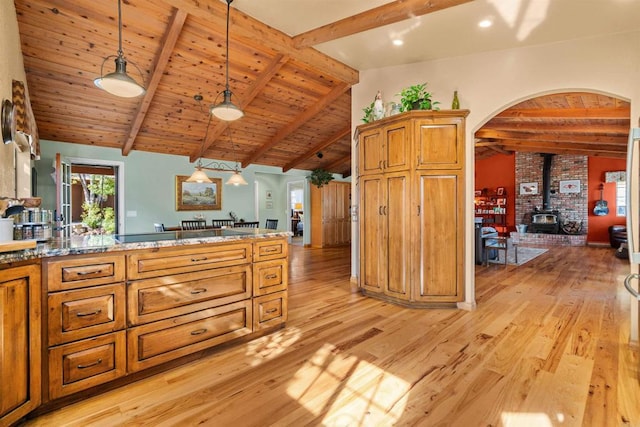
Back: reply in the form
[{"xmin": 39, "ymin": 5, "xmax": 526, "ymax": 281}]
[
  {"xmin": 265, "ymin": 274, "xmax": 277, "ymax": 279},
  {"xmin": 263, "ymin": 248, "xmax": 278, "ymax": 252},
  {"xmin": 76, "ymin": 309, "xmax": 102, "ymax": 317},
  {"xmin": 191, "ymin": 328, "xmax": 207, "ymax": 336},
  {"xmin": 77, "ymin": 269, "xmax": 102, "ymax": 276},
  {"xmin": 190, "ymin": 288, "xmax": 207, "ymax": 294},
  {"xmin": 77, "ymin": 359, "xmax": 102, "ymax": 369},
  {"xmin": 191, "ymin": 257, "xmax": 208, "ymax": 262},
  {"xmin": 265, "ymin": 308, "xmax": 278, "ymax": 314}
]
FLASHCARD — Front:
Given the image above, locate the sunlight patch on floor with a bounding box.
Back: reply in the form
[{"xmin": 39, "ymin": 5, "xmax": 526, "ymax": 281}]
[
  {"xmin": 287, "ymin": 344, "xmax": 409, "ymax": 425},
  {"xmin": 501, "ymin": 411, "xmax": 559, "ymax": 426},
  {"xmin": 245, "ymin": 327, "xmax": 301, "ymax": 366}
]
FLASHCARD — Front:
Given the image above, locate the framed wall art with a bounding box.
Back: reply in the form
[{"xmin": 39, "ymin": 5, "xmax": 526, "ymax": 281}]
[
  {"xmin": 175, "ymin": 175, "xmax": 222, "ymax": 211},
  {"xmin": 559, "ymin": 179, "xmax": 581, "ymax": 194},
  {"xmin": 519, "ymin": 182, "xmax": 538, "ymax": 195}
]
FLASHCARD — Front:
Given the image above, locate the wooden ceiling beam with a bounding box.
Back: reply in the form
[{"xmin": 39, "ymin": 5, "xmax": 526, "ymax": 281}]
[
  {"xmin": 480, "ymin": 122, "xmax": 629, "ymax": 134},
  {"xmin": 164, "ymin": 0, "xmax": 358, "ymax": 85},
  {"xmin": 293, "ymin": 0, "xmax": 474, "ymax": 48},
  {"xmin": 282, "ymin": 126, "xmax": 350, "ymax": 172},
  {"xmin": 476, "ymin": 139, "xmax": 626, "ymax": 153},
  {"xmin": 495, "ymin": 107, "xmax": 630, "ymax": 119},
  {"xmin": 191, "ymin": 54, "xmax": 290, "ymax": 163},
  {"xmin": 475, "ymin": 129, "xmax": 627, "ymax": 144},
  {"xmin": 494, "ymin": 144, "xmax": 626, "ymax": 159},
  {"xmin": 122, "ymin": 8, "xmax": 188, "ymax": 156},
  {"xmin": 241, "ymin": 82, "xmax": 351, "ymax": 168}
]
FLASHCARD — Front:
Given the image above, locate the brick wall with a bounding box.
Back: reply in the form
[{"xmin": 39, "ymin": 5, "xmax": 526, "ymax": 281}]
[{"xmin": 514, "ymin": 152, "xmax": 588, "ymax": 235}]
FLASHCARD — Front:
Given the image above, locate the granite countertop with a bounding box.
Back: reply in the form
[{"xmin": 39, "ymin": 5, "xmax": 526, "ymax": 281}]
[{"xmin": 0, "ymin": 228, "xmax": 292, "ymax": 264}]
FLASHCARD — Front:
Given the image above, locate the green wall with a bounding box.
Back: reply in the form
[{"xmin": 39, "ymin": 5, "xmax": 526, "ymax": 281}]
[{"xmin": 36, "ymin": 140, "xmax": 327, "ymax": 234}]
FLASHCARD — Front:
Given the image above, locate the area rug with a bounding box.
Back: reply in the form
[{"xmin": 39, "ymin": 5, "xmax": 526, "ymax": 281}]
[{"xmin": 487, "ymin": 246, "xmax": 548, "ymax": 266}]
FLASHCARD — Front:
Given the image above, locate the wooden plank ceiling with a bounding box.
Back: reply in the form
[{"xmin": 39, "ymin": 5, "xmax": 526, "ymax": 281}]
[
  {"xmin": 14, "ymin": 1, "xmax": 631, "ymax": 175},
  {"xmin": 475, "ymin": 92, "xmax": 630, "ymax": 160}
]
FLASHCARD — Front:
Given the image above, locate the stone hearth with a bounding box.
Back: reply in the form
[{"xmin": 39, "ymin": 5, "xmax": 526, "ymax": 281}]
[{"xmin": 511, "ymin": 232, "xmax": 586, "ymax": 246}]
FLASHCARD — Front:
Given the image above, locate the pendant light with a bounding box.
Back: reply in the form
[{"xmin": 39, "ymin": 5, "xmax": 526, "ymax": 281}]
[
  {"xmin": 94, "ymin": 0, "xmax": 146, "ymax": 98},
  {"xmin": 210, "ymin": 0, "xmax": 243, "ymax": 121}
]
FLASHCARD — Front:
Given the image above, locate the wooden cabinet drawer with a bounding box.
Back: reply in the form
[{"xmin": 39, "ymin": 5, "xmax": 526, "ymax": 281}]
[
  {"xmin": 48, "ymin": 331, "xmax": 126, "ymax": 399},
  {"xmin": 253, "ymin": 239, "xmax": 288, "ymax": 262},
  {"xmin": 253, "ymin": 259, "xmax": 287, "ymax": 296},
  {"xmin": 127, "ymin": 243, "xmax": 252, "ymax": 280},
  {"xmin": 128, "ymin": 264, "xmax": 252, "ymax": 325},
  {"xmin": 253, "ymin": 291, "xmax": 288, "ymax": 331},
  {"xmin": 45, "ymin": 254, "xmax": 125, "ymax": 291},
  {"xmin": 48, "ymin": 283, "xmax": 126, "ymax": 346},
  {"xmin": 127, "ymin": 300, "xmax": 253, "ymax": 372}
]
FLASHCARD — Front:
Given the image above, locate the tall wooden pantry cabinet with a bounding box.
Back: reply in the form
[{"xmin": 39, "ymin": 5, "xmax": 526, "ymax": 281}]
[
  {"xmin": 357, "ymin": 110, "xmax": 469, "ymax": 306},
  {"xmin": 310, "ymin": 181, "xmax": 351, "ymax": 248}
]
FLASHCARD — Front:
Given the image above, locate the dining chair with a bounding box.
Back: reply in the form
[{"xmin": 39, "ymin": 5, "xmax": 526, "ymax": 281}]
[
  {"xmin": 484, "ymin": 236, "xmax": 518, "ymax": 266},
  {"xmin": 265, "ymin": 219, "xmax": 278, "ymax": 229},
  {"xmin": 153, "ymin": 223, "xmax": 165, "ymax": 232},
  {"xmin": 234, "ymin": 221, "xmax": 259, "ymax": 228},
  {"xmin": 212, "ymin": 219, "xmax": 235, "ymax": 228},
  {"xmin": 181, "ymin": 220, "xmax": 207, "ymax": 230}
]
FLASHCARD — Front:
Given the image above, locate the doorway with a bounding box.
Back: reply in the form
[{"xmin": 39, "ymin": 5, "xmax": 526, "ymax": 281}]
[
  {"xmin": 56, "ymin": 154, "xmax": 125, "ymax": 235},
  {"xmin": 287, "ymin": 180, "xmax": 305, "ymax": 245}
]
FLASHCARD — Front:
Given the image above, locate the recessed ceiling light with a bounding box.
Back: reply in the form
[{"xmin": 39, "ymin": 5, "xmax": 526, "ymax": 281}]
[
  {"xmin": 478, "ymin": 19, "xmax": 493, "ymax": 28},
  {"xmin": 392, "ymin": 39, "xmax": 404, "ymax": 46}
]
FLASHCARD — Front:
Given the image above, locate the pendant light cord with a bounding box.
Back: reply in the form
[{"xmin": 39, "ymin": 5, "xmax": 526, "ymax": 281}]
[
  {"xmin": 225, "ymin": 0, "xmax": 232, "ymax": 92},
  {"xmin": 117, "ymin": 0, "xmax": 124, "ymax": 57}
]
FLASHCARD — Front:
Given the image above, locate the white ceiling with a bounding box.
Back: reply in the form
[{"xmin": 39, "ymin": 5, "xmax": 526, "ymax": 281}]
[{"xmin": 234, "ymin": 0, "xmax": 640, "ymax": 70}]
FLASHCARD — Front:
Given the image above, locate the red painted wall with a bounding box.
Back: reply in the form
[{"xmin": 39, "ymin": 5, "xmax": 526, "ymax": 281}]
[
  {"xmin": 587, "ymin": 157, "xmax": 626, "ymax": 244},
  {"xmin": 475, "ymin": 154, "xmax": 516, "ymax": 232}
]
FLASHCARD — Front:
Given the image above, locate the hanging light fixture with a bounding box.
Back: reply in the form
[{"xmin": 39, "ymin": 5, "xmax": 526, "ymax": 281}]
[
  {"xmin": 210, "ymin": 0, "xmax": 243, "ymax": 121},
  {"xmin": 187, "ymin": 117, "xmax": 248, "ymax": 185},
  {"xmin": 94, "ymin": 0, "xmax": 146, "ymax": 98}
]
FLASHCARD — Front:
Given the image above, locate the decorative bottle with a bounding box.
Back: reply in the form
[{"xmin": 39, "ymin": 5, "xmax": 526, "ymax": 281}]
[{"xmin": 452, "ymin": 91, "xmax": 460, "ymax": 109}]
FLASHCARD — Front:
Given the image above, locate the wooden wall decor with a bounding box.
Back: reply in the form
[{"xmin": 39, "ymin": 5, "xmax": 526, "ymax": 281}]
[{"xmin": 12, "ymin": 80, "xmax": 39, "ymax": 158}]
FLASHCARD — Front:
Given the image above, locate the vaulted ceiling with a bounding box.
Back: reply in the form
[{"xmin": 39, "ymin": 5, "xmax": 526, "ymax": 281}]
[{"xmin": 12, "ymin": 0, "xmax": 639, "ymax": 176}]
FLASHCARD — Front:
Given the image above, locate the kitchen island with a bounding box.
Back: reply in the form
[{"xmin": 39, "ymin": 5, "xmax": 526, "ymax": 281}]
[{"xmin": 0, "ymin": 228, "xmax": 290, "ymax": 424}]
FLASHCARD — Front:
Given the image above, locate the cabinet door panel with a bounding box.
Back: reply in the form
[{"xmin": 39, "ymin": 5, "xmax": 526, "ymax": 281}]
[
  {"xmin": 359, "ymin": 130, "xmax": 383, "ymax": 175},
  {"xmin": 416, "ymin": 173, "xmax": 463, "ymax": 301},
  {"xmin": 384, "ymin": 123, "xmax": 410, "ymax": 172},
  {"xmin": 385, "ymin": 173, "xmax": 411, "ymax": 299},
  {"xmin": 415, "ymin": 118, "xmax": 464, "ymax": 169},
  {"xmin": 359, "ymin": 176, "xmax": 385, "ymax": 292},
  {"xmin": 0, "ymin": 265, "xmax": 41, "ymax": 426}
]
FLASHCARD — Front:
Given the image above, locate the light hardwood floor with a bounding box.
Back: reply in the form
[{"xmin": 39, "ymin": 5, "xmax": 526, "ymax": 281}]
[{"xmin": 25, "ymin": 244, "xmax": 640, "ymax": 426}]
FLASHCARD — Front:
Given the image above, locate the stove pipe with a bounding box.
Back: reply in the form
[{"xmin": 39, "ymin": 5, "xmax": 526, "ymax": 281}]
[{"xmin": 542, "ymin": 153, "xmax": 554, "ymax": 211}]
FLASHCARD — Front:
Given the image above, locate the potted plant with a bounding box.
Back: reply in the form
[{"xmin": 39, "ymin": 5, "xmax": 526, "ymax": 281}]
[
  {"xmin": 397, "ymin": 83, "xmax": 440, "ymax": 112},
  {"xmin": 361, "ymin": 102, "xmax": 374, "ymax": 123},
  {"xmin": 308, "ymin": 168, "xmax": 334, "ymax": 188}
]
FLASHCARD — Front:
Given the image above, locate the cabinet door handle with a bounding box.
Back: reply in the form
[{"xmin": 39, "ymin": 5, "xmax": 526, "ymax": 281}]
[
  {"xmin": 190, "ymin": 257, "xmax": 208, "ymax": 262},
  {"xmin": 379, "ymin": 206, "xmax": 383, "ymax": 215},
  {"xmin": 265, "ymin": 274, "xmax": 277, "ymax": 279},
  {"xmin": 190, "ymin": 328, "xmax": 207, "ymax": 336},
  {"xmin": 77, "ymin": 359, "xmax": 102, "ymax": 369},
  {"xmin": 379, "ymin": 160, "xmax": 383, "ymax": 169},
  {"xmin": 383, "ymin": 206, "xmax": 387, "ymax": 215},
  {"xmin": 265, "ymin": 308, "xmax": 278, "ymax": 314},
  {"xmin": 190, "ymin": 288, "xmax": 207, "ymax": 294},
  {"xmin": 77, "ymin": 269, "xmax": 102, "ymax": 276},
  {"xmin": 76, "ymin": 309, "xmax": 102, "ymax": 317}
]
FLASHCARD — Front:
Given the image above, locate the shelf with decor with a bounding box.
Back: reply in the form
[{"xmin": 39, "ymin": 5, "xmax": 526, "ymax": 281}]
[{"xmin": 474, "ymin": 188, "xmax": 507, "ymax": 233}]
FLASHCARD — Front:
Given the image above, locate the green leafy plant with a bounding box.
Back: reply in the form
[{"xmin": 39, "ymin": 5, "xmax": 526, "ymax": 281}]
[
  {"xmin": 397, "ymin": 83, "xmax": 440, "ymax": 112},
  {"xmin": 361, "ymin": 102, "xmax": 374, "ymax": 123},
  {"xmin": 308, "ymin": 168, "xmax": 334, "ymax": 188}
]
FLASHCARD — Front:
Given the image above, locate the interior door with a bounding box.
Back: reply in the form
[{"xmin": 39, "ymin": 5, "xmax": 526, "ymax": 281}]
[{"xmin": 54, "ymin": 153, "xmax": 71, "ymax": 237}]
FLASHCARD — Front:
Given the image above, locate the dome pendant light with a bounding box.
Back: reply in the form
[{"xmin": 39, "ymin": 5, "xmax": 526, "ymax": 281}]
[
  {"xmin": 210, "ymin": 0, "xmax": 244, "ymax": 121},
  {"xmin": 94, "ymin": 0, "xmax": 146, "ymax": 98}
]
